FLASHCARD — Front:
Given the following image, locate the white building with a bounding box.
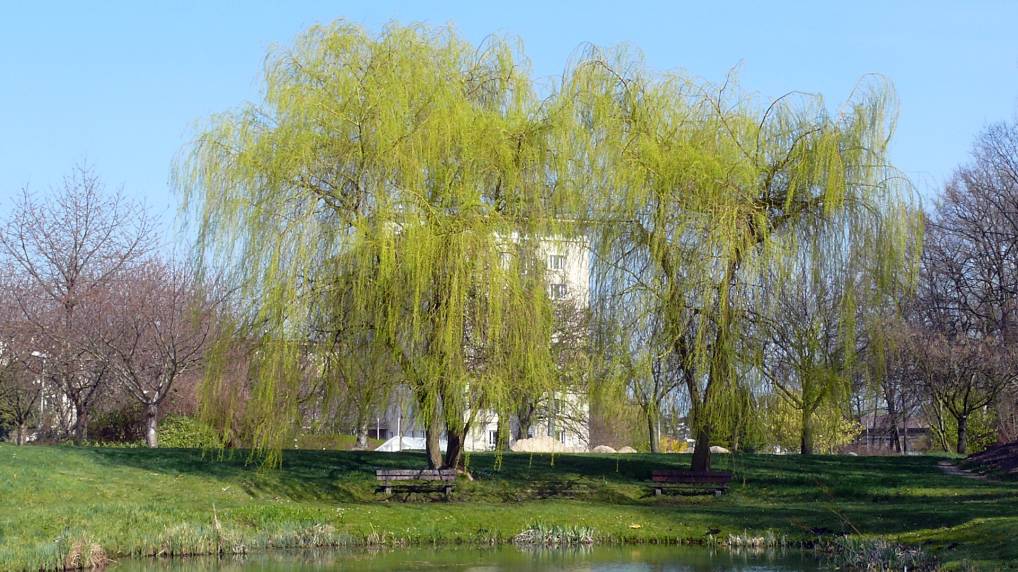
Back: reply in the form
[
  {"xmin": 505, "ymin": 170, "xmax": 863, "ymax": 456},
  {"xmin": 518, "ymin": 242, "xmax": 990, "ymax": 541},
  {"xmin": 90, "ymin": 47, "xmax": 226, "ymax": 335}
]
[{"xmin": 375, "ymin": 235, "xmax": 591, "ymax": 453}]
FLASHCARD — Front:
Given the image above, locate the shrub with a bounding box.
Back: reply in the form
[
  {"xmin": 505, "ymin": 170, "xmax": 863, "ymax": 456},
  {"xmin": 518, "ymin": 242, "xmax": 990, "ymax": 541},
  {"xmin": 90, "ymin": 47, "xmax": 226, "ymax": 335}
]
[
  {"xmin": 88, "ymin": 405, "xmax": 145, "ymax": 443},
  {"xmin": 659, "ymin": 436, "xmax": 688, "ymax": 453},
  {"xmin": 759, "ymin": 395, "xmax": 861, "ymax": 454},
  {"xmin": 158, "ymin": 415, "xmax": 222, "ymax": 448},
  {"xmin": 936, "ymin": 407, "xmax": 999, "ymax": 454}
]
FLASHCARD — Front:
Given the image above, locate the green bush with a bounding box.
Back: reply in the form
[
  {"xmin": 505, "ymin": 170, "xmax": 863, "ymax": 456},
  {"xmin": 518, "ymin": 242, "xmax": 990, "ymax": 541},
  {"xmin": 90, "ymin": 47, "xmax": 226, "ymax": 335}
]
[
  {"xmin": 931, "ymin": 407, "xmax": 999, "ymax": 454},
  {"xmin": 88, "ymin": 405, "xmax": 145, "ymax": 443},
  {"xmin": 157, "ymin": 416, "xmax": 222, "ymax": 449}
]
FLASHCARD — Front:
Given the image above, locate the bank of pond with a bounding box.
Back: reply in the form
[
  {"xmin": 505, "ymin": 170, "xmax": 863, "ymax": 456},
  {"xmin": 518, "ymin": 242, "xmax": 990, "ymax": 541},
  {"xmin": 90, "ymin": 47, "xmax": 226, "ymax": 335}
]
[{"xmin": 115, "ymin": 545, "xmax": 825, "ymax": 571}]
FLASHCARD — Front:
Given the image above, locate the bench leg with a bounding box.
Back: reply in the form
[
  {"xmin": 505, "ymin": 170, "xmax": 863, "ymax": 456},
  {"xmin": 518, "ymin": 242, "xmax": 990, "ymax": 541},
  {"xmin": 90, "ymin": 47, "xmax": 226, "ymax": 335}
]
[
  {"xmin": 654, "ymin": 487, "xmax": 662, "ymax": 496},
  {"xmin": 444, "ymin": 485, "xmax": 452, "ymax": 499},
  {"xmin": 384, "ymin": 486, "xmax": 392, "ymax": 495}
]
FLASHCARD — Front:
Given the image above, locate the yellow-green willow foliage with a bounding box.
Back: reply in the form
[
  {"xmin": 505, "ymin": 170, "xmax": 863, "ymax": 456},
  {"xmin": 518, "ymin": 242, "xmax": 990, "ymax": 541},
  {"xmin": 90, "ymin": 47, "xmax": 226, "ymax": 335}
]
[
  {"xmin": 177, "ymin": 22, "xmax": 576, "ymax": 467},
  {"xmin": 560, "ymin": 48, "xmax": 919, "ymax": 470},
  {"xmin": 179, "ymin": 21, "xmax": 919, "ymax": 471}
]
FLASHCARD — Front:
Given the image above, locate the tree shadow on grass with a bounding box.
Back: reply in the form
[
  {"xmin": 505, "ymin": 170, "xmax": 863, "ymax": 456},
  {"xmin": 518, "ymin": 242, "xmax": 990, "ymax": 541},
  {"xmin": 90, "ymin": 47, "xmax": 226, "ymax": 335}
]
[
  {"xmin": 79, "ymin": 448, "xmax": 688, "ymax": 505},
  {"xmin": 79, "ymin": 446, "xmax": 439, "ymax": 503},
  {"xmin": 77, "ymin": 447, "xmax": 1018, "ymax": 533}
]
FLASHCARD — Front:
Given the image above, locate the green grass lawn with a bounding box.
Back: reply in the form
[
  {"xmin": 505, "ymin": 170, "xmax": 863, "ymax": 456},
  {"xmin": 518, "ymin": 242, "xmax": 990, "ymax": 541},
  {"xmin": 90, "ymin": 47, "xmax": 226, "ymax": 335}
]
[
  {"xmin": 291, "ymin": 434, "xmax": 384, "ymax": 451},
  {"xmin": 0, "ymin": 444, "xmax": 1015, "ymax": 570}
]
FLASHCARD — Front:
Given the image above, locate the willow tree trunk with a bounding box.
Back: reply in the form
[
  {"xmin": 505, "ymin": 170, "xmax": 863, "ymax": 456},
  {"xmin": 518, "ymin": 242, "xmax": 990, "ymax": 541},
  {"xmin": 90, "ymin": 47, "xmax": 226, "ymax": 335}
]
[
  {"xmin": 515, "ymin": 403, "xmax": 534, "ymax": 442},
  {"xmin": 800, "ymin": 409, "xmax": 814, "ymax": 455},
  {"xmin": 444, "ymin": 429, "xmax": 465, "ymax": 470},
  {"xmin": 685, "ymin": 372, "xmax": 713, "ymax": 471},
  {"xmin": 496, "ymin": 415, "xmax": 510, "ymax": 450},
  {"xmin": 689, "ymin": 264, "xmax": 736, "ymax": 472},
  {"xmin": 646, "ymin": 411, "xmax": 660, "ymax": 453},
  {"xmin": 417, "ymin": 390, "xmax": 444, "ymax": 468},
  {"xmin": 354, "ymin": 422, "xmax": 369, "ymax": 450},
  {"xmin": 425, "ymin": 414, "xmax": 443, "ymax": 469},
  {"xmin": 956, "ymin": 414, "xmax": 969, "ymax": 455},
  {"xmin": 691, "ymin": 428, "xmax": 712, "ymax": 472},
  {"xmin": 144, "ymin": 403, "xmax": 159, "ymax": 448}
]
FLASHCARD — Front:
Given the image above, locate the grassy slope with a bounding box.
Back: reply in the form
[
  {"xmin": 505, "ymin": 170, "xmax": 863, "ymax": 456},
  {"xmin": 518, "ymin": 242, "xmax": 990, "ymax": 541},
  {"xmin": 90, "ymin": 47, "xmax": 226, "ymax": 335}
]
[
  {"xmin": 0, "ymin": 445, "xmax": 1015, "ymax": 571},
  {"xmin": 291, "ymin": 434, "xmax": 384, "ymax": 451}
]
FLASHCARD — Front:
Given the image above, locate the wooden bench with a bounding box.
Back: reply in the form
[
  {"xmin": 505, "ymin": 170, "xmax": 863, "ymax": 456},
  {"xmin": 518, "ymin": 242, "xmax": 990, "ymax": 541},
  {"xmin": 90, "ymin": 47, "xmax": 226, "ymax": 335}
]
[
  {"xmin": 649, "ymin": 470, "xmax": 732, "ymax": 497},
  {"xmin": 375, "ymin": 469, "xmax": 457, "ymax": 499}
]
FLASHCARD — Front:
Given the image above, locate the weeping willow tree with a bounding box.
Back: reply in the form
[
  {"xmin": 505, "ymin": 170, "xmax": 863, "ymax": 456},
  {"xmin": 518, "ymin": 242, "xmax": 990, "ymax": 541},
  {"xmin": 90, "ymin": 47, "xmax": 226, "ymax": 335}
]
[
  {"xmin": 561, "ymin": 48, "xmax": 918, "ymax": 471},
  {"xmin": 177, "ymin": 22, "xmax": 576, "ymax": 469},
  {"xmin": 178, "ymin": 20, "xmax": 919, "ymax": 472}
]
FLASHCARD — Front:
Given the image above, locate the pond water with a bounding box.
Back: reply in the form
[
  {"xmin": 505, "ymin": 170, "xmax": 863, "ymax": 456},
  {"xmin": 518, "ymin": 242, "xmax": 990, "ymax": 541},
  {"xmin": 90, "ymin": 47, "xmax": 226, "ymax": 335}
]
[{"xmin": 115, "ymin": 545, "xmax": 824, "ymax": 571}]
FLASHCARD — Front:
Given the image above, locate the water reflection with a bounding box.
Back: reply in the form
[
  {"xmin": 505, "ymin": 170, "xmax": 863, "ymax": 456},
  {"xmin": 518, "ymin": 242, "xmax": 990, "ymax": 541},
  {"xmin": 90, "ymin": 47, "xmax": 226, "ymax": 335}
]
[{"xmin": 116, "ymin": 545, "xmax": 822, "ymax": 571}]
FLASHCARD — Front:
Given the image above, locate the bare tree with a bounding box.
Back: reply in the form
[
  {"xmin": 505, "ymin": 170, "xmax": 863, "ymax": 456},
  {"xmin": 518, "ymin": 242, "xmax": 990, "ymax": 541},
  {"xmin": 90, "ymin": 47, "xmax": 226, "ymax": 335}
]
[
  {"xmin": 0, "ymin": 269, "xmax": 42, "ymax": 444},
  {"xmin": 321, "ymin": 331, "xmax": 397, "ymax": 450},
  {"xmin": 97, "ymin": 259, "xmax": 222, "ymax": 447},
  {"xmin": 997, "ymin": 382, "xmax": 1018, "ymax": 443},
  {"xmin": 914, "ymin": 195, "xmax": 1018, "ymax": 453},
  {"xmin": 910, "ymin": 329, "xmax": 1015, "ymax": 454},
  {"xmin": 901, "ymin": 117, "xmax": 1018, "ymax": 453},
  {"xmin": 610, "ymin": 311, "xmax": 685, "ymax": 453},
  {"xmin": 0, "ymin": 350, "xmax": 42, "ymax": 445},
  {"xmin": 0, "ymin": 164, "xmax": 154, "ymax": 440},
  {"xmin": 755, "ymin": 248, "xmax": 856, "ymax": 455}
]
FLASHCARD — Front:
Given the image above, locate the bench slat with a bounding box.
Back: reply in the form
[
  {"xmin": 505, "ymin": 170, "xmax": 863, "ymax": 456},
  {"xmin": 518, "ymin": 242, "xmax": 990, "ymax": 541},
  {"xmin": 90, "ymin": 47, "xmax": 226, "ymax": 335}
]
[
  {"xmin": 651, "ymin": 470, "xmax": 732, "ymax": 484},
  {"xmin": 375, "ymin": 469, "xmax": 457, "ymax": 483},
  {"xmin": 647, "ymin": 469, "xmax": 732, "ymax": 497}
]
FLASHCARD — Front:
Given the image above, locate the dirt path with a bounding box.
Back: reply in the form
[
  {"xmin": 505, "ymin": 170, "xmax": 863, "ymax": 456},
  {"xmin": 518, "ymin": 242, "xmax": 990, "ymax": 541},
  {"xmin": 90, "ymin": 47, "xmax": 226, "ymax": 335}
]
[{"xmin": 936, "ymin": 460, "xmax": 1000, "ymax": 483}]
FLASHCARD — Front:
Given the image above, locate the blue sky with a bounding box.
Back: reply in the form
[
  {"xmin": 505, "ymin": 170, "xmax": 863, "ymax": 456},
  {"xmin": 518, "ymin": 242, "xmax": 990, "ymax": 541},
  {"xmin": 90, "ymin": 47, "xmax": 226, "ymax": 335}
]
[{"xmin": 3, "ymin": 2, "xmax": 1017, "ymax": 242}]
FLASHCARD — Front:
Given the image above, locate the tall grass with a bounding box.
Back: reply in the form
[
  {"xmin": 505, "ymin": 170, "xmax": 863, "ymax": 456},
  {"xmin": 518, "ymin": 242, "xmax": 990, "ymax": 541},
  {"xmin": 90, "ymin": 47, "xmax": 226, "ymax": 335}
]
[
  {"xmin": 513, "ymin": 523, "xmax": 595, "ymax": 546},
  {"xmin": 818, "ymin": 537, "xmax": 939, "ymax": 572}
]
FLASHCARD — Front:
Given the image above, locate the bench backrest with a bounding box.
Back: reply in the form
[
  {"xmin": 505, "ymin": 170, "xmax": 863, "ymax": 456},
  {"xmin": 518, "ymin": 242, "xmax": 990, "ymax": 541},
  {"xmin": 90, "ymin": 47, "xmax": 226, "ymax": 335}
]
[
  {"xmin": 651, "ymin": 470, "xmax": 732, "ymax": 484},
  {"xmin": 375, "ymin": 469, "xmax": 457, "ymax": 481}
]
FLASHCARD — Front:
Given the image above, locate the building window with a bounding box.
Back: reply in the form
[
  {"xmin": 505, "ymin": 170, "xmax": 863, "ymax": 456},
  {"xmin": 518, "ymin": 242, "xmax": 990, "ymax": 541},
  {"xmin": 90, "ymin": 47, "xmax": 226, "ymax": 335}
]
[
  {"xmin": 548, "ymin": 254, "xmax": 566, "ymax": 270},
  {"xmin": 488, "ymin": 430, "xmax": 498, "ymax": 448},
  {"xmin": 550, "ymin": 283, "xmax": 568, "ymax": 300}
]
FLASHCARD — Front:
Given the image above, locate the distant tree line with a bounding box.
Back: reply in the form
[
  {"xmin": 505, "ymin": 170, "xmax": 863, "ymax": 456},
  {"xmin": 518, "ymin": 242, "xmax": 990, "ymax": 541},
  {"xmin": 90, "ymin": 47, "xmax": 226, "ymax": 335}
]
[
  {"xmin": 890, "ymin": 120, "xmax": 1018, "ymax": 454},
  {"xmin": 0, "ymin": 165, "xmax": 225, "ymax": 447}
]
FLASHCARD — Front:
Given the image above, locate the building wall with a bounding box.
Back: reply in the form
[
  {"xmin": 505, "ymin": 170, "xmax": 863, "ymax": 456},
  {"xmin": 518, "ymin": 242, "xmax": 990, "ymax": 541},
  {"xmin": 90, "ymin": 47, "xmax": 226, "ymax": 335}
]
[{"xmin": 541, "ymin": 236, "xmax": 590, "ymax": 308}]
